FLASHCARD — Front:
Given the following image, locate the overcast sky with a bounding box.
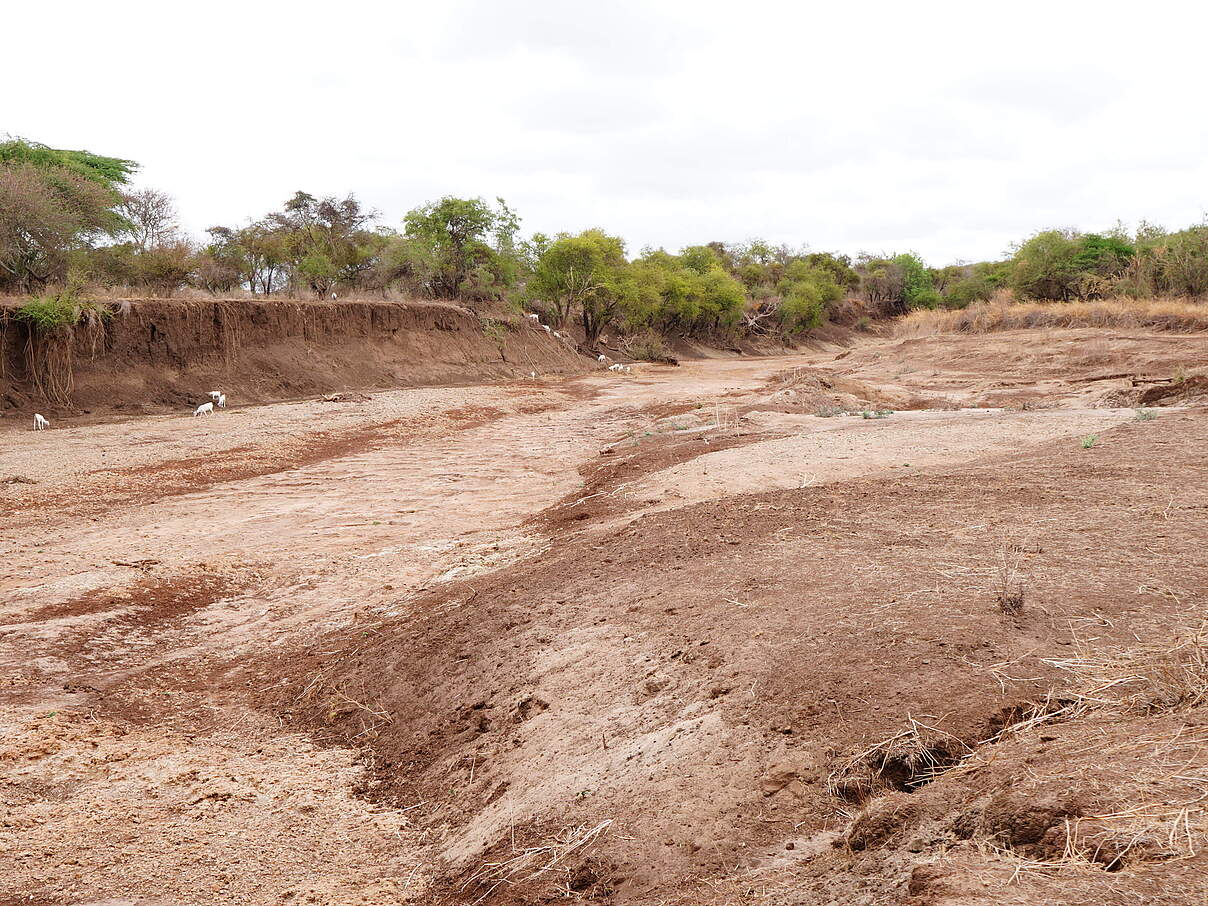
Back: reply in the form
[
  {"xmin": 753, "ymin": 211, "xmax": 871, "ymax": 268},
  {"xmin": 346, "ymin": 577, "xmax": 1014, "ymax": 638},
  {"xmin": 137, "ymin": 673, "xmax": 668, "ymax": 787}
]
[{"xmin": 8, "ymin": 0, "xmax": 1208, "ymax": 264}]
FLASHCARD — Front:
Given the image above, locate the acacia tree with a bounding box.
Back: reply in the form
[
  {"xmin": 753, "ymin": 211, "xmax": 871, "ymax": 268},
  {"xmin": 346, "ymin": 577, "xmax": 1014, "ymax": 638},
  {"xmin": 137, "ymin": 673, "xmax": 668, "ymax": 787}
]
[{"xmin": 0, "ymin": 139, "xmax": 136, "ymax": 292}]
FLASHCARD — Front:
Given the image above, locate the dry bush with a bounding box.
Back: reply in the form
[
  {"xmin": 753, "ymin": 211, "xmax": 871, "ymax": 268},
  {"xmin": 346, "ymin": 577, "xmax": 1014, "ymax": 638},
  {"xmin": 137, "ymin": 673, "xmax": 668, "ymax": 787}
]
[
  {"xmin": 1044, "ymin": 623, "xmax": 1208, "ymax": 714},
  {"xmin": 897, "ymin": 292, "xmax": 1208, "ymax": 337},
  {"xmin": 623, "ymin": 330, "xmax": 678, "ymax": 364}
]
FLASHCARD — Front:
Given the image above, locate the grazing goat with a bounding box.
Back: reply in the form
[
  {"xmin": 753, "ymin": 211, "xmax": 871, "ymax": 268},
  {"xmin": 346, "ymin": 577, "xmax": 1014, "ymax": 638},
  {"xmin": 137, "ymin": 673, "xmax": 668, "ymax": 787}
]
[
  {"xmin": 598, "ymin": 354, "xmax": 607, "ymax": 362},
  {"xmin": 194, "ymin": 402, "xmax": 214, "ymax": 417},
  {"xmin": 33, "ymin": 413, "xmax": 49, "ymax": 431},
  {"xmin": 542, "ymin": 324, "xmax": 551, "ymax": 333},
  {"xmin": 208, "ymin": 390, "xmax": 222, "ymax": 401},
  {"xmin": 608, "ymin": 363, "xmax": 632, "ymax": 374},
  {"xmin": 525, "ymin": 313, "xmax": 540, "ymax": 321},
  {"xmin": 217, "ymin": 393, "xmax": 227, "ymax": 409}
]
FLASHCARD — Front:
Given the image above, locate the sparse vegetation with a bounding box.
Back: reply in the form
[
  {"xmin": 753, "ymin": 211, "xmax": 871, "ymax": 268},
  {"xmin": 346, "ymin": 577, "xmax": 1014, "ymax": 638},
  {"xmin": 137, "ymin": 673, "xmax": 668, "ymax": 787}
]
[
  {"xmin": 897, "ymin": 296, "xmax": 1208, "ymax": 336},
  {"xmin": 623, "ymin": 330, "xmax": 677, "ymax": 364},
  {"xmin": 1134, "ymin": 408, "xmax": 1157, "ymax": 421},
  {"xmin": 1081, "ymin": 434, "xmax": 1099, "ymax": 449}
]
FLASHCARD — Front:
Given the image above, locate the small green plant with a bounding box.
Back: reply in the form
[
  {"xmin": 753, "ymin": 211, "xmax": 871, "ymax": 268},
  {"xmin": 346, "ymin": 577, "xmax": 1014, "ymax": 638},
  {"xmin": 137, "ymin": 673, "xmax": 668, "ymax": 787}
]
[
  {"xmin": 1134, "ymin": 408, "xmax": 1157, "ymax": 421},
  {"xmin": 1173, "ymin": 365, "xmax": 1187, "ymax": 384},
  {"xmin": 860, "ymin": 409, "xmax": 894, "ymax": 419},
  {"xmin": 14, "ymin": 293, "xmax": 80, "ymax": 333},
  {"xmin": 816, "ymin": 404, "xmax": 846, "ymax": 418},
  {"xmin": 479, "ymin": 317, "xmax": 509, "ymax": 346},
  {"xmin": 1081, "ymin": 434, "xmax": 1099, "ymax": 449}
]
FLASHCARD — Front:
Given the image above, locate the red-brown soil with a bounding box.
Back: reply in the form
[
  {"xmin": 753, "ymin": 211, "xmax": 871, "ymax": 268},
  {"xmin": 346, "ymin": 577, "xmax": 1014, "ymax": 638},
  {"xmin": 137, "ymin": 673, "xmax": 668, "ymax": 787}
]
[
  {"xmin": 1, "ymin": 328, "xmax": 1205, "ymax": 905},
  {"xmin": 0, "ymin": 297, "xmax": 588, "ymax": 416}
]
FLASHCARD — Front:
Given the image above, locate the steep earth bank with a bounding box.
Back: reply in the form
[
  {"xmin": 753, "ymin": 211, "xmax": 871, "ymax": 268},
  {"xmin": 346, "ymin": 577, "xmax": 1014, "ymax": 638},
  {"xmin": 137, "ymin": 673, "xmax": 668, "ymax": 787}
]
[{"xmin": 0, "ymin": 298, "xmax": 589, "ymax": 416}]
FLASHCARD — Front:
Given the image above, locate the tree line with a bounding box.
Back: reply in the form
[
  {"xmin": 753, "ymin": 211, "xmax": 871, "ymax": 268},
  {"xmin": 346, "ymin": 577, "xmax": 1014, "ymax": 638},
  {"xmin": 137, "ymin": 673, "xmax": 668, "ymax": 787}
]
[{"xmin": 3, "ymin": 137, "xmax": 1207, "ymax": 346}]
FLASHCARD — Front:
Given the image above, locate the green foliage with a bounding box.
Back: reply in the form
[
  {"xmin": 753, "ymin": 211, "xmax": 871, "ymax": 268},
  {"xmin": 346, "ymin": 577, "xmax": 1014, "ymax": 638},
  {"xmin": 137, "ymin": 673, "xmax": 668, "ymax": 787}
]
[
  {"xmin": 627, "ymin": 246, "xmax": 745, "ymax": 334},
  {"xmin": 937, "ymin": 261, "xmax": 1009, "ymax": 308},
  {"xmin": 0, "ymin": 163, "xmax": 127, "ymax": 292},
  {"xmin": 14, "ymin": 293, "xmax": 81, "ymax": 332},
  {"xmin": 857, "ymin": 253, "xmax": 938, "ymax": 314},
  {"xmin": 0, "ymin": 138, "xmax": 137, "ymax": 191},
  {"xmin": 1134, "ymin": 408, "xmax": 1157, "ymax": 421},
  {"xmin": 777, "ymin": 260, "xmax": 843, "ymax": 332},
  {"xmin": 12, "ymin": 287, "xmax": 108, "ymax": 333},
  {"xmin": 1081, "ymin": 434, "xmax": 1099, "ymax": 449},
  {"xmin": 1010, "ymin": 229, "xmax": 1134, "ymax": 301},
  {"xmin": 529, "ymin": 229, "xmax": 631, "ymax": 344},
  {"xmin": 395, "ymin": 196, "xmax": 521, "ymax": 301},
  {"xmin": 1123, "ymin": 223, "xmax": 1208, "ymax": 298},
  {"xmin": 896, "ymin": 253, "xmax": 940, "ymax": 309}
]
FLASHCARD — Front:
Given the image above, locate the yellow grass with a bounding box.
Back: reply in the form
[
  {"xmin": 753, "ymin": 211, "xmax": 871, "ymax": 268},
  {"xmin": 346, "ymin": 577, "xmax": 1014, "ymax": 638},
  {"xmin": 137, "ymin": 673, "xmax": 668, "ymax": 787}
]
[{"xmin": 897, "ymin": 293, "xmax": 1208, "ymax": 337}]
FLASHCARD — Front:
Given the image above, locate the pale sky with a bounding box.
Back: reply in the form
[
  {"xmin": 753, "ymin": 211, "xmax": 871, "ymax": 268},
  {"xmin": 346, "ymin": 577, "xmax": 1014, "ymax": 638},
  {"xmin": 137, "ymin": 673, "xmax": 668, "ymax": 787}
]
[{"xmin": 8, "ymin": 0, "xmax": 1208, "ymax": 264}]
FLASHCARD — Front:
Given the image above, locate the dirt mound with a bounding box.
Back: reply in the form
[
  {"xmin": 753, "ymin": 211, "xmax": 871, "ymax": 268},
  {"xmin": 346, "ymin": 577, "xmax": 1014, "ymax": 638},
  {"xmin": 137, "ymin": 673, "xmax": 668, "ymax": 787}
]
[
  {"xmin": 0, "ymin": 297, "xmax": 588, "ymax": 415},
  {"xmin": 824, "ymin": 328, "xmax": 1208, "ymax": 410},
  {"xmin": 275, "ymin": 405, "xmax": 1208, "ymax": 903}
]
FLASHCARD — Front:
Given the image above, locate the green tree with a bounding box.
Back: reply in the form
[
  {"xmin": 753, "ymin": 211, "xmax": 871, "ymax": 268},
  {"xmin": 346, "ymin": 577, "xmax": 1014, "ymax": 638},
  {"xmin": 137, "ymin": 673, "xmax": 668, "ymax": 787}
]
[
  {"xmin": 1009, "ymin": 230, "xmax": 1081, "ymax": 301},
  {"xmin": 896, "ymin": 252, "xmax": 941, "ymax": 309},
  {"xmin": 938, "ymin": 260, "xmax": 1010, "ymax": 308},
  {"xmin": 776, "ymin": 260, "xmax": 844, "ymax": 331},
  {"xmin": 398, "ymin": 196, "xmax": 520, "ymax": 301},
  {"xmin": 271, "ymin": 191, "xmax": 381, "ymax": 296},
  {"xmin": 0, "ymin": 139, "xmax": 136, "ymax": 292},
  {"xmin": 0, "ymin": 138, "xmax": 137, "ymax": 192},
  {"xmin": 529, "ymin": 229, "xmax": 631, "ymax": 345}
]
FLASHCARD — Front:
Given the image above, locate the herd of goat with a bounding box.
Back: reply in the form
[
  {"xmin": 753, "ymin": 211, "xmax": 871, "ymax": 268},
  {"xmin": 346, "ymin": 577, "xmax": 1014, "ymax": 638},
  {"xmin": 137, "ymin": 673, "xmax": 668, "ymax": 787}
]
[{"xmin": 32, "ymin": 390, "xmax": 229, "ymax": 431}]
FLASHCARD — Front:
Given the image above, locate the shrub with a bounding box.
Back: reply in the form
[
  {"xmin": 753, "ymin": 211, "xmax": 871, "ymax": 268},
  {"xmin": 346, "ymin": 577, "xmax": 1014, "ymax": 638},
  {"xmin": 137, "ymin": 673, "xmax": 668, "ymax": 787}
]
[
  {"xmin": 625, "ymin": 330, "xmax": 678, "ymax": 364},
  {"xmin": 14, "ymin": 292, "xmax": 81, "ymax": 333}
]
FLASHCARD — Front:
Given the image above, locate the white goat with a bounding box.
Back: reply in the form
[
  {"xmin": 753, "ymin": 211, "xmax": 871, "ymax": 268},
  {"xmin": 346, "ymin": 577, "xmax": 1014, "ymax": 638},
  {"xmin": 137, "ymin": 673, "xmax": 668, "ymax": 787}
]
[
  {"xmin": 525, "ymin": 313, "xmax": 540, "ymax": 321},
  {"xmin": 33, "ymin": 413, "xmax": 49, "ymax": 431},
  {"xmin": 598, "ymin": 354, "xmax": 607, "ymax": 362},
  {"xmin": 542, "ymin": 324, "xmax": 551, "ymax": 333},
  {"xmin": 194, "ymin": 402, "xmax": 214, "ymax": 417},
  {"xmin": 208, "ymin": 390, "xmax": 222, "ymax": 401},
  {"xmin": 608, "ymin": 363, "xmax": 631, "ymax": 374},
  {"xmin": 217, "ymin": 393, "xmax": 227, "ymax": 409}
]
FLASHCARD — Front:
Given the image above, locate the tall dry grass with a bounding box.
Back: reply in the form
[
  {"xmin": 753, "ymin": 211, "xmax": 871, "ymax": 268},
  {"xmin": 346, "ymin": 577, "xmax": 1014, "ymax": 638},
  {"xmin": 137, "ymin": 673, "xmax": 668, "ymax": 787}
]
[{"xmin": 897, "ymin": 292, "xmax": 1208, "ymax": 337}]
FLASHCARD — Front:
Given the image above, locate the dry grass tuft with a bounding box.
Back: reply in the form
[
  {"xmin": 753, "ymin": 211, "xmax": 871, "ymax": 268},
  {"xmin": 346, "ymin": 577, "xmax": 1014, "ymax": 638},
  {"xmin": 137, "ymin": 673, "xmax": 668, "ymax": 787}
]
[
  {"xmin": 1043, "ymin": 623, "xmax": 1208, "ymax": 713},
  {"xmin": 897, "ymin": 293, "xmax": 1208, "ymax": 337},
  {"xmin": 461, "ymin": 820, "xmax": 613, "ymax": 903},
  {"xmin": 828, "ymin": 717, "xmax": 971, "ymax": 801}
]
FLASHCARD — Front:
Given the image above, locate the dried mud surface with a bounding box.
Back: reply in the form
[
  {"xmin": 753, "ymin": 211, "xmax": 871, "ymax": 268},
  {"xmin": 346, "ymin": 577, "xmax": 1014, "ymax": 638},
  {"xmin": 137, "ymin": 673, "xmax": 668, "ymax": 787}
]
[{"xmin": 2, "ymin": 329, "xmax": 1206, "ymax": 905}]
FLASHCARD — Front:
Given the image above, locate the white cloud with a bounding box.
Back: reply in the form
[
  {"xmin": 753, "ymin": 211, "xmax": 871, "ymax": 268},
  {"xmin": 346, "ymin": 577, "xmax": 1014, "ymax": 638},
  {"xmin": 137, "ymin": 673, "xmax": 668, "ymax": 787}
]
[{"xmin": 6, "ymin": 0, "xmax": 1207, "ymax": 263}]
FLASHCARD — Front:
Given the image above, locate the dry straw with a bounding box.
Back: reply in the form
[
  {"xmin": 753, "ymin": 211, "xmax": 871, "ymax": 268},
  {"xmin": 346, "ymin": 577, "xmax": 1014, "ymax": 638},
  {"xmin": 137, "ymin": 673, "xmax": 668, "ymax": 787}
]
[{"xmin": 897, "ymin": 293, "xmax": 1208, "ymax": 337}]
